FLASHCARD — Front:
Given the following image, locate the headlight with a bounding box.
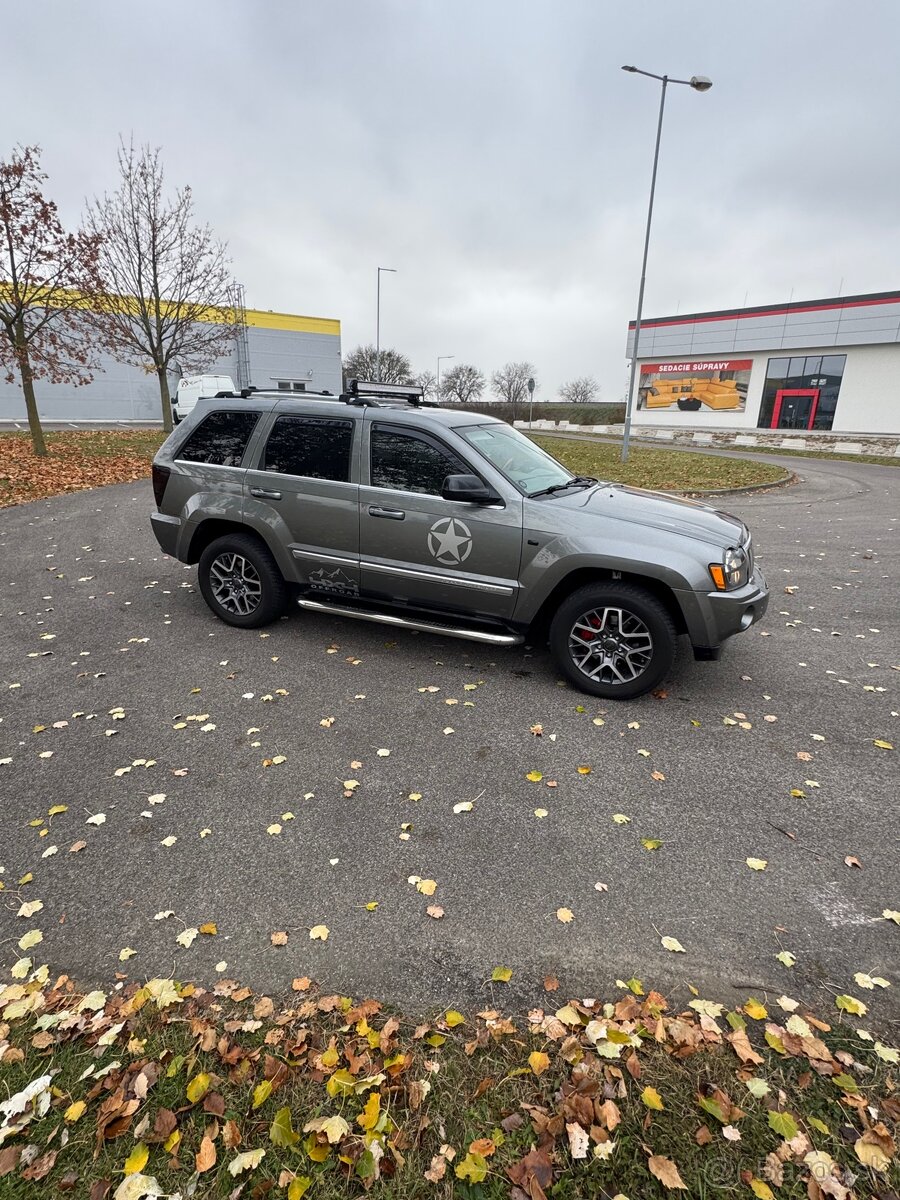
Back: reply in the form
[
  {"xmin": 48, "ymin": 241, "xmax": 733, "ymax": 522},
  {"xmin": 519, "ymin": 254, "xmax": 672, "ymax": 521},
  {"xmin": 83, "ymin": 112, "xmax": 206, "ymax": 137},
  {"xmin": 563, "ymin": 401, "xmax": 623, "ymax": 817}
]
[{"xmin": 709, "ymin": 546, "xmax": 749, "ymax": 591}]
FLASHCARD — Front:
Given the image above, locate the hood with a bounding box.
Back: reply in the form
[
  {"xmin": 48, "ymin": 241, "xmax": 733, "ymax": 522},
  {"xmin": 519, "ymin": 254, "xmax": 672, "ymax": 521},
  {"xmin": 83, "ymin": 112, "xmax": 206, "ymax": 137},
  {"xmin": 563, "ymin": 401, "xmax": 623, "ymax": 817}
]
[{"xmin": 555, "ymin": 482, "xmax": 747, "ymax": 548}]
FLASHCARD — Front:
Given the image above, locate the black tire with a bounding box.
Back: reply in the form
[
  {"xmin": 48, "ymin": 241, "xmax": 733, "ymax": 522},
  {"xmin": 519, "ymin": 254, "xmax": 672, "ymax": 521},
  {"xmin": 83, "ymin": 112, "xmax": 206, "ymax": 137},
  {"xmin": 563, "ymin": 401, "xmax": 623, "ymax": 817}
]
[
  {"xmin": 548, "ymin": 582, "xmax": 676, "ymax": 700},
  {"xmin": 198, "ymin": 533, "xmax": 288, "ymax": 629},
  {"xmin": 677, "ymin": 398, "xmax": 702, "ymax": 411}
]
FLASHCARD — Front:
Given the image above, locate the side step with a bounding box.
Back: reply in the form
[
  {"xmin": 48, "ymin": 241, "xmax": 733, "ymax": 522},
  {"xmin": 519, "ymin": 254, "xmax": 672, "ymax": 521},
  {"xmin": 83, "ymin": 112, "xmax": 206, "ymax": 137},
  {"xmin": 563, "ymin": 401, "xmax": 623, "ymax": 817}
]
[{"xmin": 297, "ymin": 597, "xmax": 523, "ymax": 646}]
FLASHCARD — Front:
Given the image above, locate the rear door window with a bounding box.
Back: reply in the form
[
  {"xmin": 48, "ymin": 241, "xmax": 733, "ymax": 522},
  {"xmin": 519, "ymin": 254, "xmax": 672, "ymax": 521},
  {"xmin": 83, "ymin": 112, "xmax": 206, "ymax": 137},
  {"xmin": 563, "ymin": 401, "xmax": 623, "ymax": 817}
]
[
  {"xmin": 177, "ymin": 411, "xmax": 260, "ymax": 467},
  {"xmin": 263, "ymin": 416, "xmax": 354, "ymax": 482}
]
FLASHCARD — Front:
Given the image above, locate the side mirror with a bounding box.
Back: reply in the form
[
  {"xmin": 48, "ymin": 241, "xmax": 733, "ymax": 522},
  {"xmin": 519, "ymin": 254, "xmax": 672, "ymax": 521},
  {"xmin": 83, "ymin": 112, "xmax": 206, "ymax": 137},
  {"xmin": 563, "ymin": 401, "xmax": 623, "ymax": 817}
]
[{"xmin": 441, "ymin": 474, "xmax": 502, "ymax": 505}]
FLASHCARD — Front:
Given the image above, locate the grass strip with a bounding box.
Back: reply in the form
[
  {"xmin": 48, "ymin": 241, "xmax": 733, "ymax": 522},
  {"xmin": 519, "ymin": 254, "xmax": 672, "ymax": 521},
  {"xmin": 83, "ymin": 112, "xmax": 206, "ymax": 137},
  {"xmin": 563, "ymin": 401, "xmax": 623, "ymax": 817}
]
[{"xmin": 1, "ymin": 970, "xmax": 897, "ymax": 1197}]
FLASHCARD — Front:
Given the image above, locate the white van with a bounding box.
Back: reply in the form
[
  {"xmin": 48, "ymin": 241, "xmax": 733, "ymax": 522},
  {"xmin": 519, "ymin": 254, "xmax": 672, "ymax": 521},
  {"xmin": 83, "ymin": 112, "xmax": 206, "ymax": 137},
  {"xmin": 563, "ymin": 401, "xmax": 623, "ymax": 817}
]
[{"xmin": 172, "ymin": 375, "xmax": 236, "ymax": 424}]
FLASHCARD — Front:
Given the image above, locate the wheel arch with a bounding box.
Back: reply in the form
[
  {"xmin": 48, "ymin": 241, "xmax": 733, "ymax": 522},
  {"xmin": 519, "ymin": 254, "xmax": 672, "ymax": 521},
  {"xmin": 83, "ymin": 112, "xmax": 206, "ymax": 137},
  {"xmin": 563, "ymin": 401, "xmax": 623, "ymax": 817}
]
[
  {"xmin": 186, "ymin": 519, "xmax": 274, "ymax": 566},
  {"xmin": 528, "ymin": 568, "xmax": 687, "ymax": 641}
]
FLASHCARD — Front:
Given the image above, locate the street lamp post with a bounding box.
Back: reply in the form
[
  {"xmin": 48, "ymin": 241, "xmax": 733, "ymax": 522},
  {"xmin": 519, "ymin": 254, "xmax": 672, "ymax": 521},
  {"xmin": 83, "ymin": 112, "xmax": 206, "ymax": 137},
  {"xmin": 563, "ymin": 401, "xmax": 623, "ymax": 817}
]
[
  {"xmin": 620, "ymin": 66, "xmax": 712, "ymax": 463},
  {"xmin": 375, "ymin": 266, "xmax": 397, "ymax": 382},
  {"xmin": 437, "ymin": 355, "xmax": 454, "ymax": 402}
]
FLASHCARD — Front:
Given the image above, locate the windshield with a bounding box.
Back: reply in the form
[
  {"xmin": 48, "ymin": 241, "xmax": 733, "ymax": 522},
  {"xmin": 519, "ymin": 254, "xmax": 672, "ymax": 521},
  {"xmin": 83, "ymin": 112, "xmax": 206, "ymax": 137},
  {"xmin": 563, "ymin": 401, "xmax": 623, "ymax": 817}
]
[{"xmin": 459, "ymin": 424, "xmax": 575, "ymax": 495}]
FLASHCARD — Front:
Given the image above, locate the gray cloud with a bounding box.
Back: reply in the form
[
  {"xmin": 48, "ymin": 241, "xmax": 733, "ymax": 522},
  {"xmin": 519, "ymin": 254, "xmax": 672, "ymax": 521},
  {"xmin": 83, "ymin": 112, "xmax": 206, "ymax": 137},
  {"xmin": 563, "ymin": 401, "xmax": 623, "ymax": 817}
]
[{"xmin": 6, "ymin": 0, "xmax": 900, "ymax": 400}]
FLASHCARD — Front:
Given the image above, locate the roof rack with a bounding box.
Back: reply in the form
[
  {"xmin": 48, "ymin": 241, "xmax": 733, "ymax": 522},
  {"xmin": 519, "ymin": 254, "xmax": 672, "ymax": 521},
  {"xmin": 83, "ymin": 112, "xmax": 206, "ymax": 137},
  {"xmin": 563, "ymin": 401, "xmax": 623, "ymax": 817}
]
[{"xmin": 342, "ymin": 379, "xmax": 433, "ymax": 407}]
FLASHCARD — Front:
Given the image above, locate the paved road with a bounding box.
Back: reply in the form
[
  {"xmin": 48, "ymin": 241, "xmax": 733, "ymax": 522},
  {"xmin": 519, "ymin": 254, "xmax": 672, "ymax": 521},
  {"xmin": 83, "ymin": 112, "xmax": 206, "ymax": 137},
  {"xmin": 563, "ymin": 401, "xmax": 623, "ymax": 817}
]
[{"xmin": 1, "ymin": 457, "xmax": 897, "ymax": 1029}]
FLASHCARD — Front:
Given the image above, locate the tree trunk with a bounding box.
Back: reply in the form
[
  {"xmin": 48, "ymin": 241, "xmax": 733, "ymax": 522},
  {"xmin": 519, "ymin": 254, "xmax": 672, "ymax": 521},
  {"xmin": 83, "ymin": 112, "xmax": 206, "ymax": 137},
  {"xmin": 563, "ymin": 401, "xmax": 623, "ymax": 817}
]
[
  {"xmin": 15, "ymin": 323, "xmax": 47, "ymax": 457},
  {"xmin": 157, "ymin": 367, "xmax": 173, "ymax": 433}
]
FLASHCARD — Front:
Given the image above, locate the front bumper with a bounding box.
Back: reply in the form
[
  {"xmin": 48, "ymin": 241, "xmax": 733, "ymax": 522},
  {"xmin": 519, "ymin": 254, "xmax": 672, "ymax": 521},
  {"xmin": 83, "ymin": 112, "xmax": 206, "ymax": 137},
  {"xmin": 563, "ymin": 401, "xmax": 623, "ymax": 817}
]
[
  {"xmin": 150, "ymin": 511, "xmax": 182, "ymax": 558},
  {"xmin": 676, "ymin": 563, "xmax": 769, "ymax": 654}
]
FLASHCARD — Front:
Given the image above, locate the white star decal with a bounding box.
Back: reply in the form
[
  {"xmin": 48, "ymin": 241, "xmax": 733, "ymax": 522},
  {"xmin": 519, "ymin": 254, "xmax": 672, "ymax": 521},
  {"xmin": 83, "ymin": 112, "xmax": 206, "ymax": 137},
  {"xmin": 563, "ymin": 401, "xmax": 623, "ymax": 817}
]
[{"xmin": 427, "ymin": 517, "xmax": 473, "ymax": 564}]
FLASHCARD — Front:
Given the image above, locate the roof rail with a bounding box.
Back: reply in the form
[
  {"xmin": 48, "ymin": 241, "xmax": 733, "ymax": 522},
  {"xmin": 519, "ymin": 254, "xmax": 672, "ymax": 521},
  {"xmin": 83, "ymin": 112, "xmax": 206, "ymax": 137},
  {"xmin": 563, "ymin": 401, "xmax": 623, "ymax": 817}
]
[{"xmin": 342, "ymin": 379, "xmax": 433, "ymax": 407}]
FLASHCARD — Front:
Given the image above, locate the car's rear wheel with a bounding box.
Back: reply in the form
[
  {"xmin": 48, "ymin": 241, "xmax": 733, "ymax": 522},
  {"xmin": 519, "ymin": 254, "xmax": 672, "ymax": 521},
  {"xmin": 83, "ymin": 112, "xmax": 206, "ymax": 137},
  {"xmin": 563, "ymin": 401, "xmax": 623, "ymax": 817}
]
[
  {"xmin": 198, "ymin": 533, "xmax": 288, "ymax": 628},
  {"xmin": 548, "ymin": 582, "xmax": 676, "ymax": 699}
]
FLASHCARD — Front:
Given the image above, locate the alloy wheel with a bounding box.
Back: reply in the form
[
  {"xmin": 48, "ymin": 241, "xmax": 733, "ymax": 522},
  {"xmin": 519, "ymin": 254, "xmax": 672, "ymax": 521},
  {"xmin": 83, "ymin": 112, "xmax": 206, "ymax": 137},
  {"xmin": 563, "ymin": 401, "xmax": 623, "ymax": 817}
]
[
  {"xmin": 568, "ymin": 605, "xmax": 654, "ymax": 686},
  {"xmin": 209, "ymin": 553, "xmax": 263, "ymax": 617}
]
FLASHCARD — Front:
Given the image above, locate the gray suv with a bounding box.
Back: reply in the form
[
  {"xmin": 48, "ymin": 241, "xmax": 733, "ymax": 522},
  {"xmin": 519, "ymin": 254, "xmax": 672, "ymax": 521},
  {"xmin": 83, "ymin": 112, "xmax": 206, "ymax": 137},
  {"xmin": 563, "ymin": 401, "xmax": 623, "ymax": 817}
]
[{"xmin": 150, "ymin": 385, "xmax": 768, "ymax": 699}]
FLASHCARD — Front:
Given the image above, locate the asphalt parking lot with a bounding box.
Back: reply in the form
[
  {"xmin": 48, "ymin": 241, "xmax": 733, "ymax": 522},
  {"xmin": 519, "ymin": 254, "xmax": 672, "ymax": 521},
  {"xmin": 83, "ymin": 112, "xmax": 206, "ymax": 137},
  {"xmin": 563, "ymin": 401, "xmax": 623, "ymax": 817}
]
[{"xmin": 1, "ymin": 455, "xmax": 897, "ymax": 1028}]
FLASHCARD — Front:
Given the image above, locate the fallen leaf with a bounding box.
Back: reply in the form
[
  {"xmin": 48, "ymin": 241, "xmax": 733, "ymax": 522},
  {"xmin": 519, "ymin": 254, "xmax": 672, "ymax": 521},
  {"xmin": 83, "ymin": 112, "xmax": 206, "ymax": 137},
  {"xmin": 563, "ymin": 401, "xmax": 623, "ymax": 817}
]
[
  {"xmin": 492, "ymin": 966, "xmax": 512, "ymax": 982},
  {"xmin": 227, "ymin": 1148, "xmax": 266, "ymax": 1177},
  {"xmin": 529, "ymin": 1051, "xmax": 550, "ymax": 1076},
  {"xmin": 648, "ymin": 1154, "xmax": 687, "ymax": 1190},
  {"xmin": 556, "ymin": 907, "xmax": 574, "ymax": 923},
  {"xmin": 566, "ymin": 1122, "xmax": 589, "ymax": 1159},
  {"xmin": 270, "ymin": 931, "xmax": 288, "ymax": 946},
  {"xmin": 642, "ymin": 1086, "xmax": 665, "ymax": 1111},
  {"xmin": 746, "ymin": 858, "xmax": 767, "ymax": 871},
  {"xmin": 196, "ymin": 1136, "xmax": 216, "ymax": 1173},
  {"xmin": 661, "ymin": 936, "xmax": 685, "ymax": 953},
  {"xmin": 123, "ymin": 1144, "xmax": 149, "ymax": 1176},
  {"xmin": 309, "ymin": 925, "xmax": 329, "ymax": 941}
]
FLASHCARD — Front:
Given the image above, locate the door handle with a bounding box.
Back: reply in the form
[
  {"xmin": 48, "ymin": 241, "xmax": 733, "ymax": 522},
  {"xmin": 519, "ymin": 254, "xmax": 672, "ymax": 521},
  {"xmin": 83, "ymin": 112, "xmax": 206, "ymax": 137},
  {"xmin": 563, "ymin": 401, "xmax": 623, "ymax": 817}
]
[
  {"xmin": 368, "ymin": 505, "xmax": 405, "ymax": 520},
  {"xmin": 250, "ymin": 487, "xmax": 282, "ymax": 500}
]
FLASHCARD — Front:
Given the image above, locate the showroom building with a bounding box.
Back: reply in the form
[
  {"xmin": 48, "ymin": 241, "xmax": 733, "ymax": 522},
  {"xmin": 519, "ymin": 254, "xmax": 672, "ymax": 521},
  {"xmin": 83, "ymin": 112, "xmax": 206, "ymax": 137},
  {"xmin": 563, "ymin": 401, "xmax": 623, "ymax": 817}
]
[
  {"xmin": 0, "ymin": 301, "xmax": 343, "ymax": 421},
  {"xmin": 626, "ymin": 289, "xmax": 900, "ymax": 436}
]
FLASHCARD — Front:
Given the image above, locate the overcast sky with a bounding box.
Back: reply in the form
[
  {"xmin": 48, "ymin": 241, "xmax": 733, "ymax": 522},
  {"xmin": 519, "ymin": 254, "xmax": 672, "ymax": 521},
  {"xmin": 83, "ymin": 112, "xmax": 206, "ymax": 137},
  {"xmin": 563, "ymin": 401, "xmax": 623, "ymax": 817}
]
[{"xmin": 6, "ymin": 0, "xmax": 900, "ymax": 400}]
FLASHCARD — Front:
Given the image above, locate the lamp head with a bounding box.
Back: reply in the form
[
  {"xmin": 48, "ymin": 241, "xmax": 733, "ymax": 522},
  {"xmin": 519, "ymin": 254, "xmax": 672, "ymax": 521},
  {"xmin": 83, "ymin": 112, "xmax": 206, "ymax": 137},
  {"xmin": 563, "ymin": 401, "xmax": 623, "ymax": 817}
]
[
  {"xmin": 621, "ymin": 65, "xmax": 638, "ymax": 72},
  {"xmin": 690, "ymin": 75, "xmax": 713, "ymax": 92}
]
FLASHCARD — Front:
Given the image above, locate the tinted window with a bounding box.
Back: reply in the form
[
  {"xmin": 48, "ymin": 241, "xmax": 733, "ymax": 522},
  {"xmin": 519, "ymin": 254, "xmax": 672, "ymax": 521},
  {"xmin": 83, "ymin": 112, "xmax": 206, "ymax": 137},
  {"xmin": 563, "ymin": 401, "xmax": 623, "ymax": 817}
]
[
  {"xmin": 371, "ymin": 427, "xmax": 467, "ymax": 495},
  {"xmin": 264, "ymin": 416, "xmax": 353, "ymax": 482},
  {"xmin": 178, "ymin": 411, "xmax": 259, "ymax": 466}
]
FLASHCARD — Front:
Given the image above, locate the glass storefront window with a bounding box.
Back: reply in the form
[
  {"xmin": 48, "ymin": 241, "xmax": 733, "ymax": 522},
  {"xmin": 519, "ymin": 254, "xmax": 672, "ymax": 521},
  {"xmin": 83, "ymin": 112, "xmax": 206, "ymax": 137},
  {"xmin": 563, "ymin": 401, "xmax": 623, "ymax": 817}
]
[{"xmin": 758, "ymin": 354, "xmax": 846, "ymax": 431}]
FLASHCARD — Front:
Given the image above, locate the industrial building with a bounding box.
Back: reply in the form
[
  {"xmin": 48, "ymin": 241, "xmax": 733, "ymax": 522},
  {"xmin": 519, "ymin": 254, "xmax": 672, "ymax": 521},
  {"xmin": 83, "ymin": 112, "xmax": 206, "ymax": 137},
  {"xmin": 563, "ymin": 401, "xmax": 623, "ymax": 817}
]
[
  {"xmin": 626, "ymin": 289, "xmax": 900, "ymax": 436},
  {"xmin": 0, "ymin": 299, "xmax": 342, "ymax": 421}
]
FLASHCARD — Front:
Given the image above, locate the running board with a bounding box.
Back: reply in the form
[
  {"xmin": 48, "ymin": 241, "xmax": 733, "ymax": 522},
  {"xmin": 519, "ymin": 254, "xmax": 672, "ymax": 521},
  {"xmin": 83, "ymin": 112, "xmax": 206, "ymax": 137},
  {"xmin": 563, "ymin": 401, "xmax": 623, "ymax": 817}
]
[{"xmin": 296, "ymin": 597, "xmax": 523, "ymax": 646}]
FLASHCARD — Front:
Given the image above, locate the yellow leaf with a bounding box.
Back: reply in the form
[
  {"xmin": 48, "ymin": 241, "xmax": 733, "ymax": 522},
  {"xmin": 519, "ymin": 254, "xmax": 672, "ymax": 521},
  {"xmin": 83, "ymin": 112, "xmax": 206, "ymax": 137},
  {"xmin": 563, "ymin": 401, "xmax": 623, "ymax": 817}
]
[
  {"xmin": 612, "ymin": 813, "xmax": 631, "ymax": 824},
  {"xmin": 309, "ymin": 924, "xmax": 329, "ymax": 941},
  {"xmin": 855, "ymin": 1133, "xmax": 891, "ymax": 1172},
  {"xmin": 526, "ymin": 770, "xmax": 543, "ymax": 782},
  {"xmin": 64, "ymin": 1100, "xmax": 86, "ymax": 1122},
  {"xmin": 746, "ymin": 858, "xmax": 767, "ymax": 871},
  {"xmin": 17, "ymin": 929, "xmax": 43, "ymax": 951},
  {"xmin": 836, "ymin": 994, "xmax": 867, "ymax": 1016},
  {"xmin": 357, "ymin": 1091, "xmax": 380, "ymax": 1131},
  {"xmin": 48, "ymin": 804, "xmax": 68, "ymax": 816},
  {"xmin": 287, "ymin": 1178, "xmax": 312, "ymax": 1200},
  {"xmin": 123, "ymin": 1142, "xmax": 149, "ymax": 1176},
  {"xmin": 660, "ymin": 936, "xmax": 685, "ymax": 953},
  {"xmin": 641, "ymin": 838, "xmax": 662, "ymax": 851},
  {"xmin": 749, "ymin": 1180, "xmax": 775, "ymax": 1200},
  {"xmin": 556, "ymin": 907, "xmax": 574, "ymax": 923},
  {"xmin": 873, "ymin": 739, "xmax": 893, "ymax": 750},
  {"xmin": 577, "ymin": 765, "xmax": 592, "ymax": 775},
  {"xmin": 199, "ymin": 922, "xmax": 217, "ymax": 935},
  {"xmin": 252, "ymin": 1079, "xmax": 273, "ymax": 1109},
  {"xmin": 642, "ymin": 1086, "xmax": 665, "ymax": 1111},
  {"xmin": 529, "ymin": 1050, "xmax": 550, "ymax": 1076},
  {"xmin": 365, "ymin": 901, "xmax": 379, "ymax": 911},
  {"xmin": 228, "ymin": 1148, "xmax": 266, "ymax": 1176},
  {"xmin": 416, "ymin": 878, "xmax": 437, "ymax": 896},
  {"xmin": 491, "ymin": 966, "xmax": 512, "ymax": 982},
  {"xmin": 186, "ymin": 1072, "xmax": 211, "ymax": 1103},
  {"xmin": 445, "ymin": 1010, "xmax": 465, "ymax": 1028},
  {"xmin": 426, "ymin": 1033, "xmax": 446, "ymax": 1047},
  {"xmin": 743, "ymin": 998, "xmax": 768, "ymax": 1020},
  {"xmin": 321, "ymin": 1044, "xmax": 339, "ymax": 1068},
  {"xmin": 455, "ymin": 1152, "xmax": 488, "ymax": 1184}
]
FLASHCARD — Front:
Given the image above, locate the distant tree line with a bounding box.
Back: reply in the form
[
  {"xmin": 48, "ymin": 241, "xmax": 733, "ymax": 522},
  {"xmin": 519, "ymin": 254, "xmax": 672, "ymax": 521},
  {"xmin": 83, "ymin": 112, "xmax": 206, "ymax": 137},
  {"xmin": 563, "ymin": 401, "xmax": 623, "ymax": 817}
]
[{"xmin": 343, "ymin": 345, "xmax": 599, "ymax": 414}]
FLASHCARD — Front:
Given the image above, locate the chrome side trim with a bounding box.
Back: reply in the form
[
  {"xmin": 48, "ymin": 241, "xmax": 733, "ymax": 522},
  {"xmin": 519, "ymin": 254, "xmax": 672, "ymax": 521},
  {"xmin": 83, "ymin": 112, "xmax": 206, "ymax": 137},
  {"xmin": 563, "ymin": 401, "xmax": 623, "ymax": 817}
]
[
  {"xmin": 363, "ymin": 560, "xmax": 514, "ymax": 596},
  {"xmin": 296, "ymin": 598, "xmax": 523, "ymax": 645},
  {"xmin": 291, "ymin": 548, "xmax": 359, "ymax": 567}
]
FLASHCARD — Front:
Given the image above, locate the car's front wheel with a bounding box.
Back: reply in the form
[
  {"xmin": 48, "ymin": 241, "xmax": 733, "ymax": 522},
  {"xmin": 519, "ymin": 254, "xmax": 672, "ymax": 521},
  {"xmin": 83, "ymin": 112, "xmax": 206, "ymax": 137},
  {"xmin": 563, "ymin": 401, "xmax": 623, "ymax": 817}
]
[
  {"xmin": 198, "ymin": 533, "xmax": 288, "ymax": 628},
  {"xmin": 548, "ymin": 582, "xmax": 676, "ymax": 699}
]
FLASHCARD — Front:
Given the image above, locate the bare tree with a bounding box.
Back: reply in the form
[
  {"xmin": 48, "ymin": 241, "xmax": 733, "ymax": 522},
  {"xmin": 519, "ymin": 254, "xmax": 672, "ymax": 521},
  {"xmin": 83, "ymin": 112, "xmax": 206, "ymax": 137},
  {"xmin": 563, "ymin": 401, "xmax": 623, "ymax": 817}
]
[
  {"xmin": 343, "ymin": 344, "xmax": 412, "ymax": 385},
  {"xmin": 440, "ymin": 363, "xmax": 485, "ymax": 405},
  {"xmin": 413, "ymin": 369, "xmax": 438, "ymax": 401},
  {"xmin": 559, "ymin": 376, "xmax": 600, "ymax": 404},
  {"xmin": 83, "ymin": 141, "xmax": 237, "ymax": 432},
  {"xmin": 491, "ymin": 361, "xmax": 536, "ymax": 417},
  {"xmin": 0, "ymin": 145, "xmax": 105, "ymax": 456}
]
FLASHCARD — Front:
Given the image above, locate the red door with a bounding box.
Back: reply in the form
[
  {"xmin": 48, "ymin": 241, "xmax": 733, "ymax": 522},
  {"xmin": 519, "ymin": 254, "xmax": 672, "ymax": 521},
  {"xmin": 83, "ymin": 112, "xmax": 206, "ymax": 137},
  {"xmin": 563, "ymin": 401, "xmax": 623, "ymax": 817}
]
[{"xmin": 771, "ymin": 388, "xmax": 820, "ymax": 430}]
